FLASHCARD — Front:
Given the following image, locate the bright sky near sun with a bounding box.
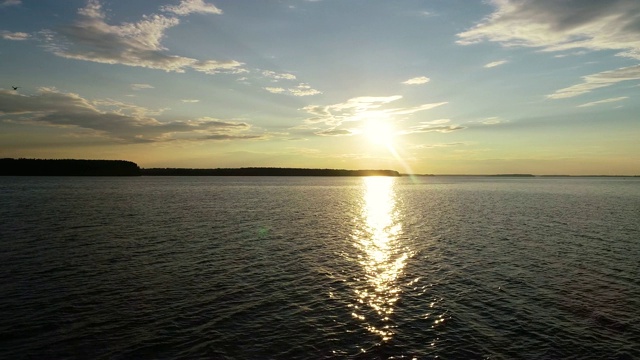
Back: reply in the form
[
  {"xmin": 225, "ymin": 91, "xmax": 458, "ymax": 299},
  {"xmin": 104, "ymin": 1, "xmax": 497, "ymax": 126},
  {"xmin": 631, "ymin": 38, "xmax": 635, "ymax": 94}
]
[{"xmin": 1, "ymin": 0, "xmax": 639, "ymax": 174}]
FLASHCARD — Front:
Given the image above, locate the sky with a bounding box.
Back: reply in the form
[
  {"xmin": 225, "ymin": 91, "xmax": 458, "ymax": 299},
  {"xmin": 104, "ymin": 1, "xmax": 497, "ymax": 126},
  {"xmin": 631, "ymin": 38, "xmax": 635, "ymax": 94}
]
[{"xmin": 0, "ymin": 0, "xmax": 639, "ymax": 175}]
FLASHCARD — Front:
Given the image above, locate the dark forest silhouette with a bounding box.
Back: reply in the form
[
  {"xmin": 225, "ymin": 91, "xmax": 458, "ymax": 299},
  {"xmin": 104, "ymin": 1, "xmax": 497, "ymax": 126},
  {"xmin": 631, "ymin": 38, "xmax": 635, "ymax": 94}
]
[
  {"xmin": 1, "ymin": 158, "xmax": 141, "ymax": 176},
  {"xmin": 0, "ymin": 159, "xmax": 400, "ymax": 177},
  {"xmin": 142, "ymin": 167, "xmax": 400, "ymax": 176}
]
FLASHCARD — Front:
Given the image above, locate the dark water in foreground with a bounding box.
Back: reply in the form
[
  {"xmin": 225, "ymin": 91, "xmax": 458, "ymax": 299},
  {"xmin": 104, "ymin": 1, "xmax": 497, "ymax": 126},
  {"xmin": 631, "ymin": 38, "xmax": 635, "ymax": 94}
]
[{"xmin": 1, "ymin": 176, "xmax": 639, "ymax": 359}]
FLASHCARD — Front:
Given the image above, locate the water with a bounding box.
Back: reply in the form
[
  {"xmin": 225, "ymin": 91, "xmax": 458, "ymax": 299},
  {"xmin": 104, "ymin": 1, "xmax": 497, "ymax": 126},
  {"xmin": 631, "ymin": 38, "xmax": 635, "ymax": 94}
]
[{"xmin": 1, "ymin": 176, "xmax": 639, "ymax": 359}]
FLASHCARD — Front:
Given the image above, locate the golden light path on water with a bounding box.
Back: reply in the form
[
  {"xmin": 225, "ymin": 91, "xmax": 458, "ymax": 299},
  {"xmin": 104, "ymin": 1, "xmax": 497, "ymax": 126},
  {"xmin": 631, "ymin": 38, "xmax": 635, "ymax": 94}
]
[{"xmin": 350, "ymin": 176, "xmax": 412, "ymax": 342}]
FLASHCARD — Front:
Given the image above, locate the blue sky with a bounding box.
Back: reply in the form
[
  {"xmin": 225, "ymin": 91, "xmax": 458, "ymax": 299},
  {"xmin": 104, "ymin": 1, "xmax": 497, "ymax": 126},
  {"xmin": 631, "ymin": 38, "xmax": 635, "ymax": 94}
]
[{"xmin": 1, "ymin": 0, "xmax": 639, "ymax": 174}]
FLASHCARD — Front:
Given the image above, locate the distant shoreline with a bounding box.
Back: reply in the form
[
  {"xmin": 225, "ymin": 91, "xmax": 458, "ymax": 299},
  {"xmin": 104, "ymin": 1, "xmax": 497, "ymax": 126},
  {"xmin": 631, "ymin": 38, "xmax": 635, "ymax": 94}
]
[
  {"xmin": 141, "ymin": 167, "xmax": 400, "ymax": 177},
  {"xmin": 0, "ymin": 159, "xmax": 399, "ymax": 177},
  {"xmin": 1, "ymin": 159, "xmax": 637, "ymax": 177},
  {"xmin": 0, "ymin": 158, "xmax": 141, "ymax": 176}
]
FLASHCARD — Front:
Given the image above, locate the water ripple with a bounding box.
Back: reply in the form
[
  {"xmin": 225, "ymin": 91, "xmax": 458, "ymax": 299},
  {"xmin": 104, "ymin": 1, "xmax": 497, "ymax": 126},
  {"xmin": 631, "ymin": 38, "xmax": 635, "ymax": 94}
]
[{"xmin": 0, "ymin": 176, "xmax": 639, "ymax": 359}]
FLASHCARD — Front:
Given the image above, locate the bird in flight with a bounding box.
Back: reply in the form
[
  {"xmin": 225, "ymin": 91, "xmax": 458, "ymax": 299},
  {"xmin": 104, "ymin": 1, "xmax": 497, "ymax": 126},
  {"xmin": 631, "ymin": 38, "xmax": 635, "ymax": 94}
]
[{"xmin": 12, "ymin": 86, "xmax": 19, "ymax": 90}]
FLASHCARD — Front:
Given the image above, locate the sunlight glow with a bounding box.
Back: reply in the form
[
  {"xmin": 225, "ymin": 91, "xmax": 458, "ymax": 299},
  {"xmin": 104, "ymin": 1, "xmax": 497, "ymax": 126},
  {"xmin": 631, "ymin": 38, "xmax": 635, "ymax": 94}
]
[
  {"xmin": 355, "ymin": 110, "xmax": 418, "ymax": 177},
  {"xmin": 363, "ymin": 118, "xmax": 395, "ymax": 146},
  {"xmin": 357, "ymin": 111, "xmax": 396, "ymax": 147}
]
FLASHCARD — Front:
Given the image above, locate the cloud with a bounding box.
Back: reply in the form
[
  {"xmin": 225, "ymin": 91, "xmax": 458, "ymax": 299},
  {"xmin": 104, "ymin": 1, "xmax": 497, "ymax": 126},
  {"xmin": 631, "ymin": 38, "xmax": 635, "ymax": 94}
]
[
  {"xmin": 0, "ymin": 0, "xmax": 20, "ymax": 7},
  {"xmin": 554, "ymin": 50, "xmax": 588, "ymax": 58},
  {"xmin": 264, "ymin": 87, "xmax": 286, "ymax": 94},
  {"xmin": 1, "ymin": 31, "xmax": 29, "ymax": 40},
  {"xmin": 548, "ymin": 65, "xmax": 640, "ymax": 98},
  {"xmin": 161, "ymin": 0, "xmax": 222, "ymax": 15},
  {"xmin": 402, "ymin": 124, "xmax": 466, "ymax": 134},
  {"xmin": 0, "ymin": 88, "xmax": 262, "ymax": 143},
  {"xmin": 484, "ymin": 60, "xmax": 508, "ymax": 68},
  {"xmin": 204, "ymin": 133, "xmax": 263, "ymax": 140},
  {"xmin": 181, "ymin": 99, "xmax": 200, "ymax": 103},
  {"xmin": 301, "ymin": 95, "xmax": 448, "ymax": 138},
  {"xmin": 577, "ymin": 96, "xmax": 628, "ymax": 107},
  {"xmin": 384, "ymin": 102, "xmax": 449, "ymax": 115},
  {"xmin": 265, "ymin": 83, "xmax": 321, "ymax": 96},
  {"xmin": 315, "ymin": 128, "xmax": 353, "ymax": 136},
  {"xmin": 482, "ymin": 117, "xmax": 502, "ymax": 124},
  {"xmin": 302, "ymin": 95, "xmax": 402, "ymax": 126},
  {"xmin": 421, "ymin": 119, "xmax": 451, "ymax": 125},
  {"xmin": 398, "ymin": 118, "xmax": 467, "ymax": 135},
  {"xmin": 262, "ymin": 70, "xmax": 297, "ymax": 81},
  {"xmin": 288, "ymin": 83, "xmax": 321, "ymax": 96},
  {"xmin": 402, "ymin": 76, "xmax": 430, "ymax": 85},
  {"xmin": 131, "ymin": 83, "xmax": 154, "ymax": 90},
  {"xmin": 44, "ymin": 0, "xmax": 244, "ymax": 74},
  {"xmin": 457, "ymin": 0, "xmax": 640, "ymax": 60},
  {"xmin": 190, "ymin": 59, "xmax": 246, "ymax": 74},
  {"xmin": 414, "ymin": 142, "xmax": 466, "ymax": 149}
]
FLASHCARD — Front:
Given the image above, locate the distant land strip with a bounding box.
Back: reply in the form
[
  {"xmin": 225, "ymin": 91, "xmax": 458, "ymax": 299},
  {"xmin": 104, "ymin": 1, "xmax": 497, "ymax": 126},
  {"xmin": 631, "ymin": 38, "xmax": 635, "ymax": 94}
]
[
  {"xmin": 141, "ymin": 167, "xmax": 400, "ymax": 177},
  {"xmin": 0, "ymin": 159, "xmax": 399, "ymax": 177},
  {"xmin": 1, "ymin": 158, "xmax": 141, "ymax": 176},
  {"xmin": 2, "ymin": 159, "xmax": 636, "ymax": 177}
]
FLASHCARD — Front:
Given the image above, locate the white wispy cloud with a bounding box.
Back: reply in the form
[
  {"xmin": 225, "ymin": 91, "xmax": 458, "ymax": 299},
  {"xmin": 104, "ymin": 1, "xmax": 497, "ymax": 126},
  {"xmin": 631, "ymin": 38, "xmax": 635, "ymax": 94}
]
[
  {"xmin": 421, "ymin": 119, "xmax": 451, "ymax": 125},
  {"xmin": 315, "ymin": 128, "xmax": 353, "ymax": 136},
  {"xmin": 289, "ymin": 83, "xmax": 321, "ymax": 96},
  {"xmin": 130, "ymin": 83, "xmax": 154, "ymax": 91},
  {"xmin": 0, "ymin": 88, "xmax": 263, "ymax": 143},
  {"xmin": 1, "ymin": 31, "xmax": 29, "ymax": 40},
  {"xmin": 262, "ymin": 70, "xmax": 297, "ymax": 81},
  {"xmin": 303, "ymin": 96, "xmax": 401, "ymax": 126},
  {"xmin": 577, "ymin": 96, "xmax": 628, "ymax": 108},
  {"xmin": 413, "ymin": 142, "xmax": 466, "ymax": 149},
  {"xmin": 301, "ymin": 95, "xmax": 448, "ymax": 138},
  {"xmin": 402, "ymin": 76, "xmax": 430, "ymax": 85},
  {"xmin": 400, "ymin": 118, "xmax": 467, "ymax": 134},
  {"xmin": 482, "ymin": 117, "xmax": 502, "ymax": 124},
  {"xmin": 484, "ymin": 60, "xmax": 508, "ymax": 68},
  {"xmin": 457, "ymin": 0, "xmax": 640, "ymax": 60},
  {"xmin": 554, "ymin": 50, "xmax": 588, "ymax": 58},
  {"xmin": 0, "ymin": 0, "xmax": 21, "ymax": 7},
  {"xmin": 265, "ymin": 83, "xmax": 321, "ymax": 96},
  {"xmin": 161, "ymin": 0, "xmax": 222, "ymax": 15},
  {"xmin": 548, "ymin": 65, "xmax": 640, "ymax": 99},
  {"xmin": 264, "ymin": 87, "xmax": 286, "ymax": 94},
  {"xmin": 388, "ymin": 103, "xmax": 448, "ymax": 115},
  {"xmin": 181, "ymin": 99, "xmax": 200, "ymax": 103},
  {"xmin": 44, "ymin": 0, "xmax": 244, "ymax": 74},
  {"xmin": 401, "ymin": 124, "xmax": 465, "ymax": 134},
  {"xmin": 190, "ymin": 60, "xmax": 246, "ymax": 74}
]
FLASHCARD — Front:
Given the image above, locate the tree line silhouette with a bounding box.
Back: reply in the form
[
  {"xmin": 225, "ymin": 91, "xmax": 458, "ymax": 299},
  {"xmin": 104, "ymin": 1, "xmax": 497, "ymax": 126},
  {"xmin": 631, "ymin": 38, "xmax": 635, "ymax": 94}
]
[
  {"xmin": 1, "ymin": 159, "xmax": 400, "ymax": 177},
  {"xmin": 1, "ymin": 158, "xmax": 141, "ymax": 176},
  {"xmin": 141, "ymin": 167, "xmax": 400, "ymax": 176}
]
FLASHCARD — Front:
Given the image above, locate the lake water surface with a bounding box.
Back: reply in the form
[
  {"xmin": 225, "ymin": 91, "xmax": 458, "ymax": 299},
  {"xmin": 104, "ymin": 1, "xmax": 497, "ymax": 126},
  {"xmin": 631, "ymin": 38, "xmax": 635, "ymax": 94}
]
[{"xmin": 1, "ymin": 176, "xmax": 639, "ymax": 359}]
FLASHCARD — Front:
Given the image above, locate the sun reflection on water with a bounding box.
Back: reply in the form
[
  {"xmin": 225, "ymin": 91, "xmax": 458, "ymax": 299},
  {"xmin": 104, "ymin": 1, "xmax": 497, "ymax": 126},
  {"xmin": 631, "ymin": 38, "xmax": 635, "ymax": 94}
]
[{"xmin": 350, "ymin": 176, "xmax": 411, "ymax": 342}]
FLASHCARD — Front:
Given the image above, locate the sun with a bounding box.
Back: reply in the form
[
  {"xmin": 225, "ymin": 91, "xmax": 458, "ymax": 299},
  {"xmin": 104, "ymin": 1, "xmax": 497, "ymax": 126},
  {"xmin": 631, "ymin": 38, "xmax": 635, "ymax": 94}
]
[{"xmin": 362, "ymin": 118, "xmax": 395, "ymax": 147}]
